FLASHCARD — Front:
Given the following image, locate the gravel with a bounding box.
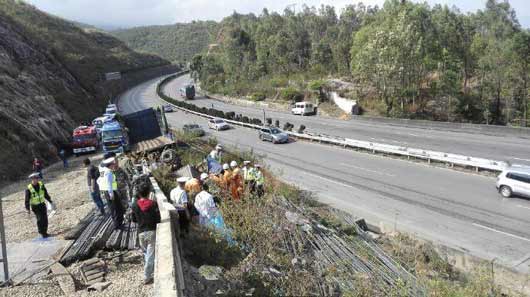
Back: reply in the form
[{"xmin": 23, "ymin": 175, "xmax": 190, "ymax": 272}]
[
  {"xmin": 1, "ymin": 155, "xmax": 152, "ymax": 296},
  {"xmin": 3, "ymin": 251, "xmax": 152, "ymax": 297},
  {"xmin": 2, "ymin": 155, "xmax": 101, "ymax": 243}
]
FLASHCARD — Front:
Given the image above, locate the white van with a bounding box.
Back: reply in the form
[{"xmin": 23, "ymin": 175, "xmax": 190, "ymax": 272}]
[
  {"xmin": 496, "ymin": 166, "xmax": 530, "ymax": 198},
  {"xmin": 291, "ymin": 102, "xmax": 316, "ymax": 116}
]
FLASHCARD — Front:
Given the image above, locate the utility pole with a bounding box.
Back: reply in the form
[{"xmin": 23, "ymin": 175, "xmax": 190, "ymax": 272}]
[
  {"xmin": 262, "ymin": 109, "xmax": 266, "ymax": 125},
  {"xmin": 0, "ymin": 197, "xmax": 9, "ymax": 285}
]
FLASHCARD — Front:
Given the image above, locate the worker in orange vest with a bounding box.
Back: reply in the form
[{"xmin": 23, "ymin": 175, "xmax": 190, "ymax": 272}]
[
  {"xmin": 222, "ymin": 163, "xmax": 232, "ymax": 192},
  {"xmin": 229, "ymin": 161, "xmax": 242, "ymax": 200}
]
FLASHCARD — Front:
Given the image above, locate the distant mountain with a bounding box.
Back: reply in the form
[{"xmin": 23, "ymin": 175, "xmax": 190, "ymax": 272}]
[
  {"xmin": 0, "ymin": 0, "xmax": 169, "ymax": 180},
  {"xmin": 112, "ymin": 21, "xmax": 219, "ymax": 63}
]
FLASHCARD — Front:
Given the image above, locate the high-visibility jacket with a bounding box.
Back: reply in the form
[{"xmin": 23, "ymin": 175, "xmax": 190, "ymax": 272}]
[
  {"xmin": 242, "ymin": 167, "xmax": 254, "ymax": 181},
  {"xmin": 28, "ymin": 182, "xmax": 46, "ymax": 205},
  {"xmin": 104, "ymin": 170, "xmax": 118, "ymax": 193},
  {"xmin": 254, "ymin": 170, "xmax": 264, "ymax": 186}
]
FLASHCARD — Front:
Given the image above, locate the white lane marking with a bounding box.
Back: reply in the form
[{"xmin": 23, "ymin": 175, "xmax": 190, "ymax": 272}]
[
  {"xmin": 512, "ymin": 158, "xmax": 530, "ymax": 162},
  {"xmin": 516, "ymin": 205, "xmax": 530, "ymax": 210},
  {"xmin": 340, "ymin": 163, "xmax": 396, "ymax": 177},
  {"xmin": 302, "ymin": 171, "xmax": 357, "ymax": 190},
  {"xmin": 472, "ymin": 223, "xmax": 530, "ymax": 243}
]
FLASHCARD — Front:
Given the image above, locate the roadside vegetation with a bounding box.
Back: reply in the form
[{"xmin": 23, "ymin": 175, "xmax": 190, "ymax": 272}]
[
  {"xmin": 112, "ymin": 21, "xmax": 218, "ymax": 65},
  {"xmin": 152, "ymin": 131, "xmax": 527, "ymax": 296},
  {"xmin": 188, "ymin": 0, "xmax": 529, "ymax": 126}
]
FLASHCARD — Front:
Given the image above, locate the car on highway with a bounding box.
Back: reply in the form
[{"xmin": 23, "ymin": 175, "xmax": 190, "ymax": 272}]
[
  {"xmin": 496, "ymin": 166, "xmax": 530, "ymax": 198},
  {"xmin": 291, "ymin": 102, "xmax": 316, "ymax": 116},
  {"xmin": 163, "ymin": 104, "xmax": 174, "ymax": 113},
  {"xmin": 259, "ymin": 126, "xmax": 289, "ymax": 144},
  {"xmin": 208, "ymin": 118, "xmax": 229, "ymax": 131},
  {"xmin": 183, "ymin": 124, "xmax": 205, "ymax": 137}
]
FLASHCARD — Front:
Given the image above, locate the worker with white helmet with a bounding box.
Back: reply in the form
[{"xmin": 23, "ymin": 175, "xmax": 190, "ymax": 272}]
[
  {"xmin": 25, "ymin": 172, "xmax": 54, "ymax": 238},
  {"xmin": 230, "ymin": 161, "xmax": 242, "ymax": 200},
  {"xmin": 251, "ymin": 164, "xmax": 265, "ymax": 198},
  {"xmin": 241, "ymin": 161, "xmax": 254, "ymax": 190},
  {"xmin": 200, "ymin": 172, "xmax": 209, "ymax": 182},
  {"xmin": 103, "ymin": 157, "xmax": 125, "ymax": 229},
  {"xmin": 222, "ymin": 163, "xmax": 232, "ymax": 191},
  {"xmin": 209, "ymin": 144, "xmax": 223, "ymax": 163},
  {"xmin": 170, "ymin": 176, "xmax": 191, "ymax": 235}
]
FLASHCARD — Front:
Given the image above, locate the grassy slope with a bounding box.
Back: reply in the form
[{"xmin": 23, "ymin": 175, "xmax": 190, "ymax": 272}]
[{"xmin": 112, "ymin": 21, "xmax": 218, "ymax": 63}]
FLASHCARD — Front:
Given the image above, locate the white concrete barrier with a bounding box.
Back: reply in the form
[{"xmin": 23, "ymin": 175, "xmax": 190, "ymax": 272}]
[{"xmin": 151, "ymin": 177, "xmax": 185, "ymax": 297}]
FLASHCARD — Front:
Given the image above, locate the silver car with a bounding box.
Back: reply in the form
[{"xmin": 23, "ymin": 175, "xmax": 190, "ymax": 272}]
[
  {"xmin": 496, "ymin": 166, "xmax": 530, "ymax": 198},
  {"xmin": 208, "ymin": 118, "xmax": 229, "ymax": 131},
  {"xmin": 259, "ymin": 127, "xmax": 289, "ymax": 144}
]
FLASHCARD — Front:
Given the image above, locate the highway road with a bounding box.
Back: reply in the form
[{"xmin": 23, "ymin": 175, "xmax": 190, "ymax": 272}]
[
  {"xmin": 118, "ymin": 74, "xmax": 530, "ymax": 274},
  {"xmin": 166, "ymin": 75, "xmax": 530, "ymax": 166}
]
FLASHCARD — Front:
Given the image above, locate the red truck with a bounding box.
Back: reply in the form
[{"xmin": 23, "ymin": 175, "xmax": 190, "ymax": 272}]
[{"xmin": 71, "ymin": 125, "xmax": 98, "ymax": 156}]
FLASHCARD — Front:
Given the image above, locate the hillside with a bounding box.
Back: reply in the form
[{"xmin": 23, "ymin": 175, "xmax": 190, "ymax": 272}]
[
  {"xmin": 112, "ymin": 21, "xmax": 218, "ymax": 64},
  {"xmin": 0, "ymin": 0, "xmax": 170, "ymax": 180},
  {"xmin": 188, "ymin": 1, "xmax": 529, "ymax": 126}
]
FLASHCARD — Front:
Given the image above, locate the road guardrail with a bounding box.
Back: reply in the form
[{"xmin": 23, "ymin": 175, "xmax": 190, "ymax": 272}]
[{"xmin": 157, "ymin": 74, "xmax": 509, "ymax": 173}]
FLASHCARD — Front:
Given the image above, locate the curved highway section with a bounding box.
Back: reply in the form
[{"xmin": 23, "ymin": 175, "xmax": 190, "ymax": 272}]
[{"xmin": 119, "ymin": 74, "xmax": 530, "ymax": 273}]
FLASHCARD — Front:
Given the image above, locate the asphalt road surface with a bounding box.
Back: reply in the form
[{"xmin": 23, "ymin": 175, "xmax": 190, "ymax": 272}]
[
  {"xmin": 165, "ymin": 75, "xmax": 530, "ymax": 166},
  {"xmin": 118, "ymin": 74, "xmax": 530, "ymax": 273}
]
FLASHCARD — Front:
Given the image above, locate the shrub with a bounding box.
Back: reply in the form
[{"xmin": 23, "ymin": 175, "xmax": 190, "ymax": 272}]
[
  {"xmin": 251, "ymin": 118, "xmax": 262, "ymax": 126},
  {"xmin": 298, "ymin": 125, "xmax": 306, "ymax": 133},
  {"xmin": 250, "ymin": 92, "xmax": 266, "ymax": 101},
  {"xmin": 274, "ymin": 120, "xmax": 280, "ymax": 128},
  {"xmin": 241, "ymin": 116, "xmax": 249, "ymax": 123},
  {"xmin": 270, "ymin": 76, "xmax": 288, "ymax": 88},
  {"xmin": 281, "ymin": 87, "xmax": 304, "ymax": 102},
  {"xmin": 266, "ymin": 118, "xmax": 272, "ymax": 125},
  {"xmin": 226, "ymin": 111, "xmax": 235, "ymax": 120}
]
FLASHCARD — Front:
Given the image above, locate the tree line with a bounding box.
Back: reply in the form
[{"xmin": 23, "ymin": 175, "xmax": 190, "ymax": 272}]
[{"xmin": 190, "ymin": 0, "xmax": 529, "ymax": 125}]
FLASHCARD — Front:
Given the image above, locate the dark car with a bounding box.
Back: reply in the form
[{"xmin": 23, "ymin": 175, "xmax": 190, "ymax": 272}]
[
  {"xmin": 163, "ymin": 104, "xmax": 174, "ymax": 113},
  {"xmin": 183, "ymin": 124, "xmax": 205, "ymax": 137}
]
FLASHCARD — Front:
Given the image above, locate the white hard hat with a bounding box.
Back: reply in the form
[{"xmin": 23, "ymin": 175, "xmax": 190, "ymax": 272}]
[
  {"xmin": 28, "ymin": 172, "xmax": 41, "ymax": 179},
  {"xmin": 254, "ymin": 164, "xmax": 261, "ymax": 168},
  {"xmin": 103, "ymin": 157, "xmax": 115, "ymax": 166},
  {"xmin": 215, "ymin": 144, "xmax": 223, "ymax": 150},
  {"xmin": 222, "ymin": 163, "xmax": 229, "ymax": 170},
  {"xmin": 243, "ymin": 160, "xmax": 251, "ymax": 165},
  {"xmin": 200, "ymin": 173, "xmax": 208, "ymax": 181},
  {"xmin": 177, "ymin": 176, "xmax": 189, "ymax": 183},
  {"xmin": 230, "ymin": 160, "xmax": 237, "ymax": 168}
]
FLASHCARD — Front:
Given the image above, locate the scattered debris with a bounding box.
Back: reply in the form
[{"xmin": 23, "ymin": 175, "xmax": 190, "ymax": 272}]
[
  {"xmin": 50, "ymin": 262, "xmax": 76, "ymax": 294},
  {"xmin": 80, "ymin": 258, "xmax": 107, "ymax": 286},
  {"xmin": 87, "ymin": 281, "xmax": 112, "ymax": 292},
  {"xmin": 198, "ymin": 265, "xmax": 223, "ymax": 281}
]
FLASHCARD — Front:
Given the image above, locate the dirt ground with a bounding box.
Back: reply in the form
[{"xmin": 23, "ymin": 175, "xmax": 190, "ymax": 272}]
[
  {"xmin": 0, "ymin": 154, "xmax": 152, "ymax": 296},
  {"xmin": 2, "ymin": 250, "xmax": 152, "ymax": 297},
  {"xmin": 1, "ymin": 154, "xmax": 100, "ymax": 243}
]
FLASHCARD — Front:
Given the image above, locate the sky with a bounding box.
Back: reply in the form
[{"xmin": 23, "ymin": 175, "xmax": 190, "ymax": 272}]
[{"xmin": 23, "ymin": 0, "xmax": 530, "ymax": 30}]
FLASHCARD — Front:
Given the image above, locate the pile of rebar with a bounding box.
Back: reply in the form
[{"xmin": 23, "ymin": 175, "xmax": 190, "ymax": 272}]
[
  {"xmin": 105, "ymin": 219, "xmax": 139, "ymax": 251},
  {"xmin": 277, "ymin": 197, "xmax": 427, "ymax": 297},
  {"xmin": 60, "ymin": 211, "xmax": 114, "ymax": 265}
]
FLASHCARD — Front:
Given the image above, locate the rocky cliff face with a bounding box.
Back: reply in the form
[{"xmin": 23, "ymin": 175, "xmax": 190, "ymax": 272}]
[
  {"xmin": 0, "ymin": 14, "xmax": 84, "ymax": 180},
  {"xmin": 0, "ymin": 1, "xmax": 169, "ymax": 181}
]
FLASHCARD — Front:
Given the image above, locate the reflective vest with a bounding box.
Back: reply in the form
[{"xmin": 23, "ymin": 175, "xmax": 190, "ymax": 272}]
[
  {"xmin": 104, "ymin": 171, "xmax": 118, "ymax": 192},
  {"xmin": 28, "ymin": 182, "xmax": 46, "ymax": 205},
  {"xmin": 243, "ymin": 167, "xmax": 255, "ymax": 181},
  {"xmin": 254, "ymin": 170, "xmax": 264, "ymax": 186}
]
